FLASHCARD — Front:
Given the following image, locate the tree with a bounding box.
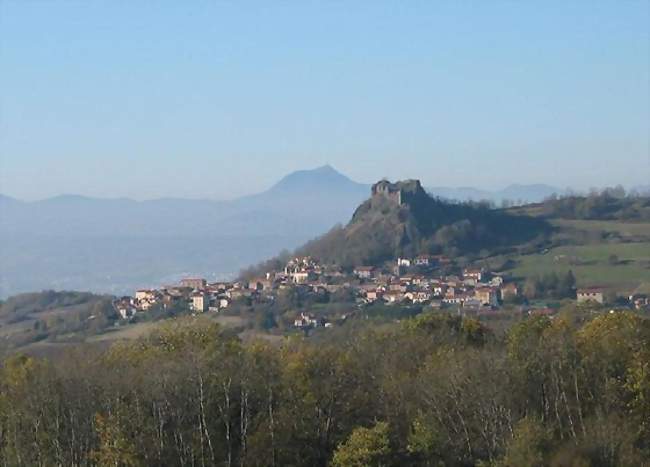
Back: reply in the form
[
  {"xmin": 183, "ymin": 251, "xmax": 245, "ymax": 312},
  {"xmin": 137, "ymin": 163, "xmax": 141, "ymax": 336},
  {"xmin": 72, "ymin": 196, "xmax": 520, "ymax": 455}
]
[
  {"xmin": 523, "ymin": 277, "xmax": 538, "ymax": 300},
  {"xmin": 407, "ymin": 416, "xmax": 445, "ymax": 465},
  {"xmin": 91, "ymin": 412, "xmax": 142, "ymax": 467},
  {"xmin": 624, "ymin": 348, "xmax": 650, "ymax": 457},
  {"xmin": 500, "ymin": 417, "xmax": 551, "ymax": 467},
  {"xmin": 557, "ymin": 270, "xmax": 576, "ymax": 299},
  {"xmin": 331, "ymin": 422, "xmax": 391, "ymax": 467}
]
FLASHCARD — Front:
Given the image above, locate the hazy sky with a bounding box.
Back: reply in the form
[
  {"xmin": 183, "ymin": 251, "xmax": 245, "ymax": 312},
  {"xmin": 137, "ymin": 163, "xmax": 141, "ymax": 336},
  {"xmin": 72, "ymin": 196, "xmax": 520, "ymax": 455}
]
[{"xmin": 1, "ymin": 1, "xmax": 648, "ymax": 201}]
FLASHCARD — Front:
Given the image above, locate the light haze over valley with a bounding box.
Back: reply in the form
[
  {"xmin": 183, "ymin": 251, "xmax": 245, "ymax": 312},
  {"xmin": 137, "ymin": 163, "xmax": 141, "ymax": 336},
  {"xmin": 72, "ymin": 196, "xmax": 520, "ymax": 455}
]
[{"xmin": 1, "ymin": 165, "xmax": 596, "ymax": 297}]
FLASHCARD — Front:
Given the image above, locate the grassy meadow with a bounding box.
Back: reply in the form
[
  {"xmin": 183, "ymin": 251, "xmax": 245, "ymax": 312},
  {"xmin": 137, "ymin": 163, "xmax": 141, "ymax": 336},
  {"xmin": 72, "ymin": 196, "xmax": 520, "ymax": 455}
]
[{"xmin": 506, "ymin": 219, "xmax": 650, "ymax": 293}]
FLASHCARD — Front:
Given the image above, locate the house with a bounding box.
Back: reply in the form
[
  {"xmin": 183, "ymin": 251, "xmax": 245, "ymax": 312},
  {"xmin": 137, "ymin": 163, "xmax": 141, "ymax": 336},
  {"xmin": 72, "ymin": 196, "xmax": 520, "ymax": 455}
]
[
  {"xmin": 463, "ymin": 298, "xmax": 483, "ymax": 309},
  {"xmin": 445, "ymin": 276, "xmax": 462, "ymax": 287},
  {"xmin": 383, "ymin": 291, "xmax": 405, "ymax": 304},
  {"xmin": 284, "ymin": 256, "xmax": 317, "ymax": 274},
  {"xmin": 400, "ymin": 275, "xmax": 414, "ymax": 285},
  {"xmin": 500, "ymin": 283, "xmax": 519, "ymax": 300},
  {"xmin": 291, "ymin": 270, "xmax": 313, "ymax": 284},
  {"xmin": 474, "ymin": 287, "xmax": 499, "ymax": 306},
  {"xmin": 134, "ymin": 289, "xmax": 159, "ymax": 311},
  {"xmin": 444, "ymin": 287, "xmax": 457, "ymax": 298},
  {"xmin": 208, "ymin": 282, "xmax": 231, "ymax": 293},
  {"xmin": 397, "ymin": 257, "xmax": 412, "ymax": 267},
  {"xmin": 354, "ymin": 266, "xmax": 375, "ymax": 279},
  {"xmin": 114, "ymin": 298, "xmax": 136, "ymax": 319},
  {"xmin": 138, "ymin": 300, "xmax": 156, "ymax": 311},
  {"xmin": 411, "ymin": 275, "xmax": 427, "ymax": 286},
  {"xmin": 463, "ymin": 276, "xmax": 479, "ymax": 287},
  {"xmin": 161, "ymin": 292, "xmax": 183, "ymax": 309},
  {"xmin": 490, "ymin": 276, "xmax": 504, "ymax": 287},
  {"xmin": 389, "ymin": 283, "xmax": 408, "ymax": 293},
  {"xmin": 629, "ymin": 294, "xmax": 649, "ymax": 310},
  {"xmin": 135, "ymin": 289, "xmax": 157, "ymax": 301},
  {"xmin": 443, "ymin": 295, "xmax": 467, "ymax": 305},
  {"xmin": 432, "ymin": 284, "xmax": 447, "ymax": 297},
  {"xmin": 293, "ymin": 312, "xmax": 321, "ymax": 328},
  {"xmin": 116, "ymin": 305, "xmax": 136, "ymax": 319},
  {"xmin": 228, "ymin": 289, "xmax": 254, "ymax": 300},
  {"xmin": 180, "ymin": 278, "xmax": 207, "ymax": 290},
  {"xmin": 463, "ymin": 268, "xmax": 484, "ymax": 282},
  {"xmin": 405, "ymin": 291, "xmax": 431, "ymax": 303},
  {"xmin": 248, "ymin": 278, "xmax": 275, "ymax": 291},
  {"xmin": 365, "ymin": 290, "xmax": 382, "ymax": 302},
  {"xmin": 191, "ymin": 293, "xmax": 208, "ymax": 312},
  {"xmin": 414, "ymin": 255, "xmax": 432, "ymax": 266},
  {"xmin": 577, "ymin": 288, "xmax": 605, "ymax": 304}
]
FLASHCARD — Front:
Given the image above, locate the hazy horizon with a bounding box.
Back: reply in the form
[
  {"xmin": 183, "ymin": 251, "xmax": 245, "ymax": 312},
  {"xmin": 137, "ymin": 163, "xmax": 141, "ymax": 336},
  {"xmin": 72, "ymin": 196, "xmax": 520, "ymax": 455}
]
[
  {"xmin": 0, "ymin": 163, "xmax": 647, "ymax": 203},
  {"xmin": 1, "ymin": 2, "xmax": 648, "ymax": 201}
]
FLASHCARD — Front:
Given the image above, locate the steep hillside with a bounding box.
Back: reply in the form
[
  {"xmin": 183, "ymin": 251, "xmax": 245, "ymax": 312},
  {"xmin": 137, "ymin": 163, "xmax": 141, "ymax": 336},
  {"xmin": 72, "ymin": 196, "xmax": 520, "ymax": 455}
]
[
  {"xmin": 0, "ymin": 290, "xmax": 116, "ymax": 353},
  {"xmin": 297, "ymin": 180, "xmax": 551, "ymax": 267}
]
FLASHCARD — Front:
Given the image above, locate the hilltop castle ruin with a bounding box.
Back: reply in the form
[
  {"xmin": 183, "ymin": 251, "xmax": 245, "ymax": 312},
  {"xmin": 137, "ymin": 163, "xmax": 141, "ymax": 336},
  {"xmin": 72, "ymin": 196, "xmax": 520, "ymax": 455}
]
[{"xmin": 371, "ymin": 179, "xmax": 424, "ymax": 206}]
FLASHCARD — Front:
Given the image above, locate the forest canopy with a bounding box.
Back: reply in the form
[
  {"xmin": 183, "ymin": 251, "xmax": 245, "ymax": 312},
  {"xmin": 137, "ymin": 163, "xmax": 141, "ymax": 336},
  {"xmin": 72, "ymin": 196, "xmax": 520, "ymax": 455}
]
[{"xmin": 0, "ymin": 309, "xmax": 648, "ymax": 466}]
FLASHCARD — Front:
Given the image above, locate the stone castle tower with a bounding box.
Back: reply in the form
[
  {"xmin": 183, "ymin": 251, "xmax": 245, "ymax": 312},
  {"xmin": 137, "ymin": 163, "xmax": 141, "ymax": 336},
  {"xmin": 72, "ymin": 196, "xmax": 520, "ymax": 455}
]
[
  {"xmin": 371, "ymin": 179, "xmax": 424, "ymax": 206},
  {"xmin": 371, "ymin": 180, "xmax": 402, "ymax": 205}
]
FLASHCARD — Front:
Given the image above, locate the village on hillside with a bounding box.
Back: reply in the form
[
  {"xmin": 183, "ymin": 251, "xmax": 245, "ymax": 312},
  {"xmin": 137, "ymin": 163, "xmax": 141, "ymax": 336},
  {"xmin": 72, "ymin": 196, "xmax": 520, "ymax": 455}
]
[{"xmin": 113, "ymin": 253, "xmax": 650, "ymax": 330}]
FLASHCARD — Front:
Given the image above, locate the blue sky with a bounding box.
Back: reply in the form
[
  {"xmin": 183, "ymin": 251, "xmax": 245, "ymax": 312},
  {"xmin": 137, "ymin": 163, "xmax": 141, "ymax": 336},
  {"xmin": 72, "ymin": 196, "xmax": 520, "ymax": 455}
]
[{"xmin": 1, "ymin": 1, "xmax": 648, "ymax": 200}]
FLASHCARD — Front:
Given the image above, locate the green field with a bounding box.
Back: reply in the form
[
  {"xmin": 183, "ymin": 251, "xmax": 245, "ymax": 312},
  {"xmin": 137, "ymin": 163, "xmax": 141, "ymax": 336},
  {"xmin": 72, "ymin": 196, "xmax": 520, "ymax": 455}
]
[
  {"xmin": 553, "ymin": 219, "xmax": 650, "ymax": 238},
  {"xmin": 507, "ymin": 220, "xmax": 650, "ymax": 293}
]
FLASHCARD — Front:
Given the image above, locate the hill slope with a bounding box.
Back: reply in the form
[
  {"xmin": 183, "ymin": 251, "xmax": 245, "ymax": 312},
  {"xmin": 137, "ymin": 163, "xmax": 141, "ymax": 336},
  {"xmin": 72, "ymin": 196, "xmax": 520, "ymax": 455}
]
[
  {"xmin": 297, "ymin": 180, "xmax": 551, "ymax": 267},
  {"xmin": 0, "ymin": 290, "xmax": 116, "ymax": 353}
]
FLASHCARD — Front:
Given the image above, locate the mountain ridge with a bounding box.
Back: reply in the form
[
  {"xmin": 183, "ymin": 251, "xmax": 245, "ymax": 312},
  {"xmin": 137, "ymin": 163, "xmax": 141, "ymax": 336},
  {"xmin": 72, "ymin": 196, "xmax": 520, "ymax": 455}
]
[{"xmin": 1, "ymin": 177, "xmax": 565, "ymax": 206}]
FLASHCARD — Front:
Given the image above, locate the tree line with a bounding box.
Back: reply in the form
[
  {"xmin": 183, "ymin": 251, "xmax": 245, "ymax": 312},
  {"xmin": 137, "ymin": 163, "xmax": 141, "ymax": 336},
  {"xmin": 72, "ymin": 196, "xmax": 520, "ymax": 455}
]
[
  {"xmin": 0, "ymin": 309, "xmax": 648, "ymax": 466},
  {"xmin": 536, "ymin": 189, "xmax": 650, "ymax": 221},
  {"xmin": 522, "ymin": 271, "xmax": 577, "ymax": 301}
]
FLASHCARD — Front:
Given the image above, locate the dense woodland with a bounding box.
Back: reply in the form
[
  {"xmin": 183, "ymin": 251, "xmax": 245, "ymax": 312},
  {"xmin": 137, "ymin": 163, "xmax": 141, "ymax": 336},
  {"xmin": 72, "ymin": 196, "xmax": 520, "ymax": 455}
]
[{"xmin": 0, "ymin": 308, "xmax": 648, "ymax": 466}]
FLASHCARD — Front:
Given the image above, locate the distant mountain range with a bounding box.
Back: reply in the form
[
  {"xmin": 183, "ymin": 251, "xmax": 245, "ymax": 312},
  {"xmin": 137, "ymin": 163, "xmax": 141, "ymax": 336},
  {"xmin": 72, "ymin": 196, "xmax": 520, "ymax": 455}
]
[
  {"xmin": 0, "ymin": 165, "xmax": 368, "ymax": 297},
  {"xmin": 0, "ymin": 165, "xmax": 367, "ymax": 238},
  {"xmin": 0, "ymin": 165, "xmax": 566, "ymax": 297}
]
